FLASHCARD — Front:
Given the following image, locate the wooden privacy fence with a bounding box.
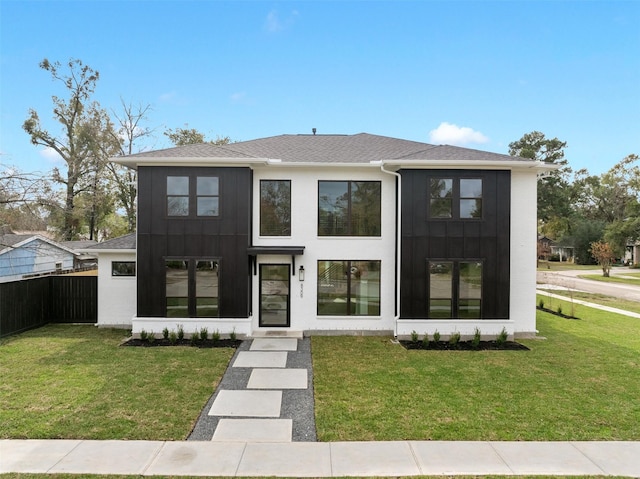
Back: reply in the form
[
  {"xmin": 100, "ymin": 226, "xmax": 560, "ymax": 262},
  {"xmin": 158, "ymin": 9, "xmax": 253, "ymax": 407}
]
[{"xmin": 0, "ymin": 276, "xmax": 97, "ymax": 338}]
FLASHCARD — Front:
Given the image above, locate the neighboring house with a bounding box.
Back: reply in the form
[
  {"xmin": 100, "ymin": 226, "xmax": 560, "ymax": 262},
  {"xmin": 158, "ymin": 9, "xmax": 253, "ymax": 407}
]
[
  {"xmin": 81, "ymin": 233, "xmax": 136, "ymax": 328},
  {"xmin": 625, "ymin": 241, "xmax": 639, "ymax": 266},
  {"xmin": 62, "ymin": 240, "xmax": 98, "ymax": 269},
  {"xmin": 0, "ymin": 226, "xmax": 80, "ymax": 283},
  {"xmin": 111, "ymin": 133, "xmax": 551, "ymax": 339}
]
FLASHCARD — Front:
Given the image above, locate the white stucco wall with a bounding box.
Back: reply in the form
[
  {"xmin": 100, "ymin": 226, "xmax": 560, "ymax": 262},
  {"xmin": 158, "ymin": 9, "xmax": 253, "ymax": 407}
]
[
  {"xmin": 96, "ymin": 251, "xmax": 137, "ymax": 327},
  {"xmin": 251, "ymin": 166, "xmax": 397, "ymax": 335},
  {"xmin": 509, "ymin": 168, "xmax": 538, "ymax": 336}
]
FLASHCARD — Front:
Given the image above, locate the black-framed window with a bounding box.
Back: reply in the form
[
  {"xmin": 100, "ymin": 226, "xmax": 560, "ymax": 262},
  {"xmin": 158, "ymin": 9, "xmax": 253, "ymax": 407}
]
[
  {"xmin": 318, "ymin": 181, "xmax": 381, "ymax": 236},
  {"xmin": 428, "ymin": 260, "xmax": 482, "ymax": 319},
  {"xmin": 317, "ymin": 260, "xmax": 381, "ymax": 316},
  {"xmin": 167, "ymin": 176, "xmax": 219, "ymax": 217},
  {"xmin": 197, "ymin": 177, "xmax": 219, "ymax": 216},
  {"xmin": 165, "ymin": 259, "xmax": 219, "ymax": 317},
  {"xmin": 260, "ymin": 180, "xmax": 291, "ymax": 236},
  {"xmin": 167, "ymin": 176, "xmax": 189, "ymax": 216},
  {"xmin": 112, "ymin": 261, "xmax": 136, "ymax": 276},
  {"xmin": 428, "ymin": 178, "xmax": 482, "ymax": 219}
]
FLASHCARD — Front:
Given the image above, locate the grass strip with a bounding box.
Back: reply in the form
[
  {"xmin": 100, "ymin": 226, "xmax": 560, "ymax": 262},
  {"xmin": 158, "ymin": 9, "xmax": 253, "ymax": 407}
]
[
  {"xmin": 0, "ymin": 324, "xmax": 234, "ymax": 440},
  {"xmin": 579, "ymin": 274, "xmax": 640, "ymax": 286}
]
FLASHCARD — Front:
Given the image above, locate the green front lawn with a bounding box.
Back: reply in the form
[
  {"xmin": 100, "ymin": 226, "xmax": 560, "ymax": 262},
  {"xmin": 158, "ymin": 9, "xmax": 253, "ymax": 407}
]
[
  {"xmin": 0, "ymin": 325, "xmax": 234, "ymax": 440},
  {"xmin": 312, "ymin": 301, "xmax": 640, "ymax": 442}
]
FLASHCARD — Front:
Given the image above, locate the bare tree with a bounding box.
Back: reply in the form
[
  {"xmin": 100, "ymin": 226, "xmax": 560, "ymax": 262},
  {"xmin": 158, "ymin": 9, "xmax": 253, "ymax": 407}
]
[{"xmin": 105, "ymin": 99, "xmax": 155, "ymax": 233}]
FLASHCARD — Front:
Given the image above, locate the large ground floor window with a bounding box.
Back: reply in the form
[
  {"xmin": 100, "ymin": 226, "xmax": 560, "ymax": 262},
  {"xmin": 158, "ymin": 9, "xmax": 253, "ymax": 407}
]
[
  {"xmin": 165, "ymin": 259, "xmax": 219, "ymax": 317},
  {"xmin": 428, "ymin": 260, "xmax": 482, "ymax": 319},
  {"xmin": 317, "ymin": 260, "xmax": 380, "ymax": 316}
]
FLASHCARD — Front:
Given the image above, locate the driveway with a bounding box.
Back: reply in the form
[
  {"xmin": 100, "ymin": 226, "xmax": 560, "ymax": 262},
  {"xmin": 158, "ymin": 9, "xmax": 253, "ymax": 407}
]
[{"xmin": 537, "ymin": 267, "xmax": 640, "ymax": 302}]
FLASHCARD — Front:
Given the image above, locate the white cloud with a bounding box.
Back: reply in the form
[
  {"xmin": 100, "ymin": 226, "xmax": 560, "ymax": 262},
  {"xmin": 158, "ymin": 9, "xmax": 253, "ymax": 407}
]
[
  {"xmin": 40, "ymin": 147, "xmax": 62, "ymax": 163},
  {"xmin": 230, "ymin": 91, "xmax": 246, "ymax": 102},
  {"xmin": 429, "ymin": 122, "xmax": 489, "ymax": 146},
  {"xmin": 264, "ymin": 9, "xmax": 299, "ymax": 33}
]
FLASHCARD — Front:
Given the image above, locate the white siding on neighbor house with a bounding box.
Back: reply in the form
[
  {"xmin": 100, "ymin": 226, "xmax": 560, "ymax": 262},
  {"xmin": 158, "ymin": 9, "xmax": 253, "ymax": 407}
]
[
  {"xmin": 251, "ymin": 166, "xmax": 397, "ymax": 334},
  {"xmin": 0, "ymin": 239, "xmax": 75, "ymax": 283},
  {"xmin": 97, "ymin": 252, "xmax": 136, "ymax": 327}
]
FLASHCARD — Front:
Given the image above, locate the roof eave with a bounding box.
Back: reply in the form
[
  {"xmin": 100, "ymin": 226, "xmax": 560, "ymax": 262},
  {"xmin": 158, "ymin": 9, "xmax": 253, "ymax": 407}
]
[
  {"xmin": 378, "ymin": 159, "xmax": 560, "ymax": 171},
  {"xmin": 113, "ymin": 157, "xmax": 271, "ymax": 169}
]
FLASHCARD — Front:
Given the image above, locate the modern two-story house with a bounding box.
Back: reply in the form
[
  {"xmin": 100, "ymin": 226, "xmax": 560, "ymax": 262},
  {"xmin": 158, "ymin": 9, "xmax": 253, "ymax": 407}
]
[{"xmin": 105, "ymin": 133, "xmax": 549, "ymax": 339}]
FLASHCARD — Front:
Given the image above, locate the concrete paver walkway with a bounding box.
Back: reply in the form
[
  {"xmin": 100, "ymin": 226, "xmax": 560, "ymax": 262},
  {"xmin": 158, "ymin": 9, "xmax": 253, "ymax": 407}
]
[
  {"xmin": 189, "ymin": 336, "xmax": 317, "ymax": 442},
  {"xmin": 2, "ymin": 439, "xmax": 639, "ymax": 476}
]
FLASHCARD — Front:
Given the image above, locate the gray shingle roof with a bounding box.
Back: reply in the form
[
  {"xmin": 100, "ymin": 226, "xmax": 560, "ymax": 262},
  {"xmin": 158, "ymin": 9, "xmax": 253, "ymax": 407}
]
[
  {"xmin": 87, "ymin": 233, "xmax": 136, "ymax": 250},
  {"xmin": 117, "ymin": 133, "xmax": 531, "ymax": 165}
]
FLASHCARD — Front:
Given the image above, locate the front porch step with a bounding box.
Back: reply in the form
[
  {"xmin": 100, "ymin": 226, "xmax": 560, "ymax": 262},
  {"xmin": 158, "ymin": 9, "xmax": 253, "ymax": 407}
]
[{"xmin": 251, "ymin": 330, "xmax": 303, "ymax": 339}]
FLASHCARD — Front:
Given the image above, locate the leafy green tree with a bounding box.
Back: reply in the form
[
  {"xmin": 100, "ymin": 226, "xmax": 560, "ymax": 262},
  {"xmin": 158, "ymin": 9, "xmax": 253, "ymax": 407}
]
[
  {"xmin": 561, "ymin": 218, "xmax": 605, "ymax": 265},
  {"xmin": 509, "ymin": 131, "xmax": 572, "ymax": 226},
  {"xmin": 164, "ymin": 126, "xmax": 231, "ymax": 146},
  {"xmin": 23, "ymin": 59, "xmax": 120, "ymax": 240}
]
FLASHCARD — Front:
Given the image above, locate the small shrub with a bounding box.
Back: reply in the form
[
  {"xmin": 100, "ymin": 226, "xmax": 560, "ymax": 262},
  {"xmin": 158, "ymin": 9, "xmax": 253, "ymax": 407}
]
[
  {"xmin": 162, "ymin": 327, "xmax": 169, "ymax": 340},
  {"xmin": 199, "ymin": 327, "xmax": 208, "ymax": 341},
  {"xmin": 139, "ymin": 329, "xmax": 149, "ymax": 341},
  {"xmin": 177, "ymin": 324, "xmax": 185, "ymax": 340},
  {"xmin": 496, "ymin": 327, "xmax": 508, "ymax": 346},
  {"xmin": 471, "ymin": 327, "xmax": 481, "ymax": 349},
  {"xmin": 168, "ymin": 330, "xmax": 178, "ymax": 344},
  {"xmin": 449, "ymin": 331, "xmax": 461, "ymax": 347},
  {"xmin": 230, "ymin": 328, "xmax": 237, "ymax": 341},
  {"xmin": 410, "ymin": 330, "xmax": 419, "ymax": 343},
  {"xmin": 433, "ymin": 330, "xmax": 441, "ymax": 343},
  {"xmin": 557, "ymin": 305, "xmax": 563, "ymax": 315},
  {"xmin": 421, "ymin": 333, "xmax": 429, "ymax": 349},
  {"xmin": 538, "ymin": 298, "xmax": 544, "ymax": 309},
  {"xmin": 147, "ymin": 331, "xmax": 156, "ymax": 344},
  {"xmin": 190, "ymin": 333, "xmax": 199, "ymax": 346},
  {"xmin": 211, "ymin": 329, "xmax": 221, "ymax": 342}
]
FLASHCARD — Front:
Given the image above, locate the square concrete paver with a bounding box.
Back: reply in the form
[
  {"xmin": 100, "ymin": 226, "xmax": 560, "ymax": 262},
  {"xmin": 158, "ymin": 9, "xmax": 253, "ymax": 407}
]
[
  {"xmin": 236, "ymin": 442, "xmax": 331, "ymax": 477},
  {"xmin": 212, "ymin": 418, "xmax": 292, "ymax": 442},
  {"xmin": 0, "ymin": 439, "xmax": 81, "ymax": 473},
  {"xmin": 209, "ymin": 390, "xmax": 282, "ymax": 417},
  {"xmin": 330, "ymin": 441, "xmax": 421, "ymax": 477},
  {"xmin": 247, "ymin": 368, "xmax": 308, "ymax": 389},
  {"xmin": 410, "ymin": 441, "xmax": 512, "ymax": 475},
  {"xmin": 572, "ymin": 441, "xmax": 640, "ymax": 476},
  {"xmin": 233, "ymin": 351, "xmax": 288, "ymax": 368},
  {"xmin": 250, "ymin": 338, "xmax": 298, "ymax": 351},
  {"xmin": 48, "ymin": 440, "xmax": 163, "ymax": 475},
  {"xmin": 146, "ymin": 441, "xmax": 246, "ymax": 476},
  {"xmin": 491, "ymin": 441, "xmax": 605, "ymax": 475}
]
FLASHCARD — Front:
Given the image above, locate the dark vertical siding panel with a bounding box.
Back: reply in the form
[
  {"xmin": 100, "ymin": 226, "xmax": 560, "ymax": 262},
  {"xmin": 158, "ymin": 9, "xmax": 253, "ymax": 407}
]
[
  {"xmin": 136, "ymin": 166, "xmax": 251, "ymax": 318},
  {"xmin": 399, "ymin": 169, "xmax": 510, "ymax": 319}
]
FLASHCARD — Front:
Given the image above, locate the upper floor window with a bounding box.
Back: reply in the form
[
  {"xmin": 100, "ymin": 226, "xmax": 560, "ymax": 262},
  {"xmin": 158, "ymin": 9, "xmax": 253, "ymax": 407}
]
[
  {"xmin": 429, "ymin": 178, "xmax": 482, "ymax": 219},
  {"xmin": 260, "ymin": 180, "xmax": 291, "ymax": 236},
  {"xmin": 167, "ymin": 176, "xmax": 219, "ymax": 217},
  {"xmin": 318, "ymin": 181, "xmax": 381, "ymax": 236},
  {"xmin": 167, "ymin": 176, "xmax": 189, "ymax": 216}
]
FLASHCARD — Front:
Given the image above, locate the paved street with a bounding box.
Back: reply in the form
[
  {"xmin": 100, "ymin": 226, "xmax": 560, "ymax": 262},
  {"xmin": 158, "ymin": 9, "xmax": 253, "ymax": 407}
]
[{"xmin": 537, "ymin": 266, "xmax": 640, "ymax": 302}]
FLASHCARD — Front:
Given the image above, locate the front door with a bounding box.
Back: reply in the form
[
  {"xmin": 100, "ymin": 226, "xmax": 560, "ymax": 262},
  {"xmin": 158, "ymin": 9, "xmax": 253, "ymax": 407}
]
[{"xmin": 259, "ymin": 264, "xmax": 290, "ymax": 327}]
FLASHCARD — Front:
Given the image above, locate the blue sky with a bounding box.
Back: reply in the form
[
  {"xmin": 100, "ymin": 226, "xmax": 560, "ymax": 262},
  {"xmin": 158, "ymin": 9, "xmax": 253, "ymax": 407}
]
[{"xmin": 1, "ymin": 0, "xmax": 638, "ymax": 176}]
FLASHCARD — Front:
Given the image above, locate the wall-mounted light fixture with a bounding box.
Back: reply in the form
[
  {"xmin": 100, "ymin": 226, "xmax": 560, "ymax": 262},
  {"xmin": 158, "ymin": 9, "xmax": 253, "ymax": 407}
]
[{"xmin": 299, "ymin": 265, "xmax": 305, "ymax": 282}]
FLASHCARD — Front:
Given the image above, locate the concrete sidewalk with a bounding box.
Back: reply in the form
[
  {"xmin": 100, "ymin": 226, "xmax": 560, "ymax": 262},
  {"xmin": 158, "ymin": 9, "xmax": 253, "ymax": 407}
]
[{"xmin": 2, "ymin": 439, "xmax": 639, "ymax": 476}]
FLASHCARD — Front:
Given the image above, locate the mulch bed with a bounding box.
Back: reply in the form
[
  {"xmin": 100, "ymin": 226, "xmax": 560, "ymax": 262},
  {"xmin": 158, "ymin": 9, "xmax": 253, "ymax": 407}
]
[
  {"xmin": 400, "ymin": 340, "xmax": 529, "ymax": 351},
  {"xmin": 121, "ymin": 338, "xmax": 242, "ymax": 348},
  {"xmin": 537, "ymin": 306, "xmax": 579, "ymax": 319}
]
